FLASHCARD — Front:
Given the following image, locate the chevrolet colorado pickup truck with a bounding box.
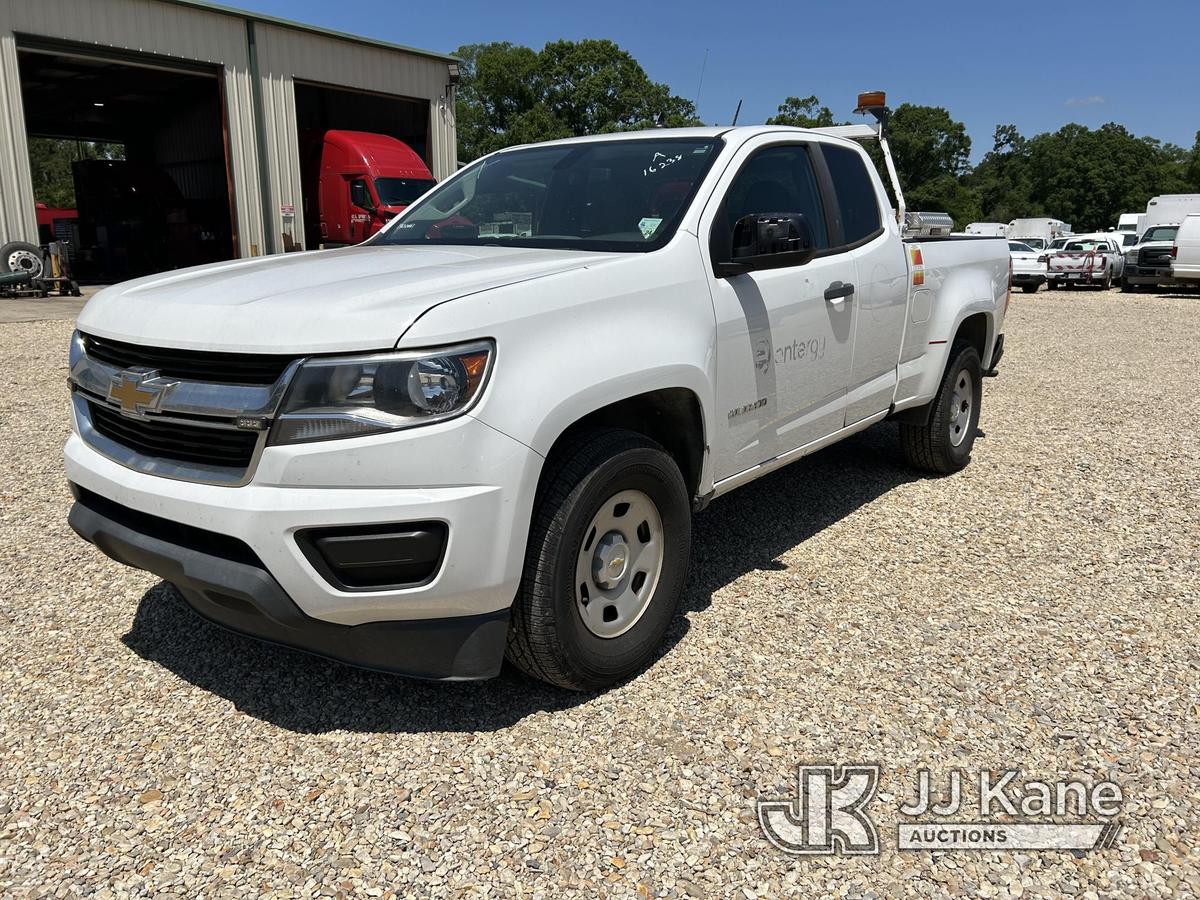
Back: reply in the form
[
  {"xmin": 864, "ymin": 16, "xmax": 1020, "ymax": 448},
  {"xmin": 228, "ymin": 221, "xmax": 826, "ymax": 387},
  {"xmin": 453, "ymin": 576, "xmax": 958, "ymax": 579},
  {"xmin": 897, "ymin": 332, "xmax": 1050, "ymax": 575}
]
[{"xmin": 66, "ymin": 93, "xmax": 1009, "ymax": 690}]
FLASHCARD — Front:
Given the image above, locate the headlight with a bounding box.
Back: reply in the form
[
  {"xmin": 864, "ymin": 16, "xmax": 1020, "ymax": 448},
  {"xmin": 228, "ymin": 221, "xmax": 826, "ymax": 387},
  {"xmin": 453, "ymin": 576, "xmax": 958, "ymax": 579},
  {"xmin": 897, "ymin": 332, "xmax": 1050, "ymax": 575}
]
[{"xmin": 269, "ymin": 340, "xmax": 493, "ymax": 445}]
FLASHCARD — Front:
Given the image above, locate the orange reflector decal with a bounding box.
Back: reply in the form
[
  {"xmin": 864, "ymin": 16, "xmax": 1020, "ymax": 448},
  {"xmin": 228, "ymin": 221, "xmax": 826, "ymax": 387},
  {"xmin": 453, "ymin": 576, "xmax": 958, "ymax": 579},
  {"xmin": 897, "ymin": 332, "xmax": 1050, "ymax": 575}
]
[
  {"xmin": 912, "ymin": 270, "xmax": 925, "ymax": 286},
  {"xmin": 910, "ymin": 246, "xmax": 924, "ymax": 266}
]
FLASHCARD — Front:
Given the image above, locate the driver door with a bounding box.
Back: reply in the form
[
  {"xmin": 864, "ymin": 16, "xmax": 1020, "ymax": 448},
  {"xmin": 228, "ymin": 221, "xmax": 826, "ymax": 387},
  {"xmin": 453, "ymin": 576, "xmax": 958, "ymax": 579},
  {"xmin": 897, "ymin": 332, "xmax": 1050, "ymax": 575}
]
[{"xmin": 701, "ymin": 139, "xmax": 858, "ymax": 482}]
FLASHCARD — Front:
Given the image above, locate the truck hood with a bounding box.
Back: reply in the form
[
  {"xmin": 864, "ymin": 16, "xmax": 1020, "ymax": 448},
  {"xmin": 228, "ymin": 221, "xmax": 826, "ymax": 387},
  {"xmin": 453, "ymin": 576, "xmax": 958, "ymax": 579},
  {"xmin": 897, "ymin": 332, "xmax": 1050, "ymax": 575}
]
[{"xmin": 77, "ymin": 245, "xmax": 616, "ymax": 354}]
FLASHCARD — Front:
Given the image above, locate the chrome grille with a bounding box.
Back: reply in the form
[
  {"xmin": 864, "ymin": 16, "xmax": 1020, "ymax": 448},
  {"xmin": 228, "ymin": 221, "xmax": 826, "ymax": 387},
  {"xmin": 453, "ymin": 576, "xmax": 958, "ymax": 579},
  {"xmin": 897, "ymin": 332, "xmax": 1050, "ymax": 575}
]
[
  {"xmin": 81, "ymin": 332, "xmax": 296, "ymax": 386},
  {"xmin": 69, "ymin": 330, "xmax": 300, "ymax": 486}
]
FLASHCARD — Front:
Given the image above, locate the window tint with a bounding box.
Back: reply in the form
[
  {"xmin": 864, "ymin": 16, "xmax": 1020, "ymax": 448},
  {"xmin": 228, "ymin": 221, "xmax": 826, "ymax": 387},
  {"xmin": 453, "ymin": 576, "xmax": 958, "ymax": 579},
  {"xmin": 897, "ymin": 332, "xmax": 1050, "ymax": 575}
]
[
  {"xmin": 722, "ymin": 145, "xmax": 829, "ymax": 250},
  {"xmin": 822, "ymin": 144, "xmax": 882, "ymax": 244}
]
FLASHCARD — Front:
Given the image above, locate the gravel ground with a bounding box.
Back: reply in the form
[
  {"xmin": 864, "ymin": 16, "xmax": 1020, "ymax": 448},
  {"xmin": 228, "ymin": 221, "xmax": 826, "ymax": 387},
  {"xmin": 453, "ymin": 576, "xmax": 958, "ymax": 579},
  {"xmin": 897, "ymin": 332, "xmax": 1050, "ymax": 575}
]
[{"xmin": 1, "ymin": 288, "xmax": 1198, "ymax": 897}]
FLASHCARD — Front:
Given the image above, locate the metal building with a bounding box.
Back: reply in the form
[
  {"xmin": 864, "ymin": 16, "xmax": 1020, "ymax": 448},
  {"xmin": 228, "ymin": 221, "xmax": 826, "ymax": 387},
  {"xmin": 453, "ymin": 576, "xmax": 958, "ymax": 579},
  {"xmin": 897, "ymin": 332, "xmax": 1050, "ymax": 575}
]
[{"xmin": 0, "ymin": 0, "xmax": 458, "ymax": 274}]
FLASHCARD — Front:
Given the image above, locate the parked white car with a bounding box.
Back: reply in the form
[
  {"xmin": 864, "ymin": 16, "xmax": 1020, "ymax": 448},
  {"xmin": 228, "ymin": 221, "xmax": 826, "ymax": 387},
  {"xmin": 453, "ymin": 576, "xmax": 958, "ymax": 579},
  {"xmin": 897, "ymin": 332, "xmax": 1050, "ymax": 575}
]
[
  {"xmin": 1170, "ymin": 213, "xmax": 1200, "ymax": 283},
  {"xmin": 1009, "ymin": 240, "xmax": 1046, "ymax": 292},
  {"xmin": 1046, "ymin": 234, "xmax": 1123, "ymax": 290},
  {"xmin": 65, "ymin": 102, "xmax": 1010, "ymax": 688}
]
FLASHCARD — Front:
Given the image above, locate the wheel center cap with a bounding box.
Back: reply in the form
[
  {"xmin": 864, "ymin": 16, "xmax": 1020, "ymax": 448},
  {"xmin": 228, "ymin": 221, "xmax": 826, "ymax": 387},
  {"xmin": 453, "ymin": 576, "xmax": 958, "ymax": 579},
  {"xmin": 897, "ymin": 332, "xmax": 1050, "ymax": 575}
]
[{"xmin": 592, "ymin": 531, "xmax": 629, "ymax": 589}]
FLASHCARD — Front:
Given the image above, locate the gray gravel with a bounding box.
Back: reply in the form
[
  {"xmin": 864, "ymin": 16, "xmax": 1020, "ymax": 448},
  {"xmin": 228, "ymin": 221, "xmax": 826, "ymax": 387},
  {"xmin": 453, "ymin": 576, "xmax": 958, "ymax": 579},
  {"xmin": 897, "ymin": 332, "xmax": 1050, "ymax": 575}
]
[{"xmin": 1, "ymin": 288, "xmax": 1198, "ymax": 897}]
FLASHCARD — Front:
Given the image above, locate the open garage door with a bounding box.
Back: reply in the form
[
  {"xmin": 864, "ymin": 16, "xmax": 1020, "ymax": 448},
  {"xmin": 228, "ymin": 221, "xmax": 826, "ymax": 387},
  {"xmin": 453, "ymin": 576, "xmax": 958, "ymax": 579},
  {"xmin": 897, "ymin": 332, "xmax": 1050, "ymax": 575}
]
[
  {"xmin": 293, "ymin": 81, "xmax": 432, "ymax": 250},
  {"xmin": 18, "ymin": 45, "xmax": 236, "ymax": 282}
]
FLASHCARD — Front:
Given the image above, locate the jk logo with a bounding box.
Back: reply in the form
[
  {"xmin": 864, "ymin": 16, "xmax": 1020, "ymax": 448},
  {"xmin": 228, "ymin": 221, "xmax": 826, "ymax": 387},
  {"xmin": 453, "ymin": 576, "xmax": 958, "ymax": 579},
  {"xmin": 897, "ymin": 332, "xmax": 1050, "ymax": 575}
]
[{"xmin": 757, "ymin": 764, "xmax": 881, "ymax": 855}]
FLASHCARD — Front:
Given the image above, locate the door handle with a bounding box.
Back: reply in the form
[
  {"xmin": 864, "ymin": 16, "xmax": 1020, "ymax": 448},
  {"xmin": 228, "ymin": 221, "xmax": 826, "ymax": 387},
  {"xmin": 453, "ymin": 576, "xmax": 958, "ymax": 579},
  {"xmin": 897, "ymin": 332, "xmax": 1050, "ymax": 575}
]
[{"xmin": 824, "ymin": 281, "xmax": 855, "ymax": 302}]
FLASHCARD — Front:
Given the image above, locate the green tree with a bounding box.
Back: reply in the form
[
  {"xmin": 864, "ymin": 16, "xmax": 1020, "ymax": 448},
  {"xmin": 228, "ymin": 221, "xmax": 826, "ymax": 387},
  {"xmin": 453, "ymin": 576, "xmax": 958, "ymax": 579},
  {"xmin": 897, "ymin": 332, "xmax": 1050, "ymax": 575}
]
[
  {"xmin": 1187, "ymin": 130, "xmax": 1200, "ymax": 189},
  {"xmin": 452, "ymin": 40, "xmax": 700, "ymax": 163},
  {"xmin": 887, "ymin": 103, "xmax": 972, "ymax": 188},
  {"xmin": 26, "ymin": 138, "xmax": 123, "ymax": 207},
  {"xmin": 765, "ymin": 95, "xmax": 835, "ymax": 128}
]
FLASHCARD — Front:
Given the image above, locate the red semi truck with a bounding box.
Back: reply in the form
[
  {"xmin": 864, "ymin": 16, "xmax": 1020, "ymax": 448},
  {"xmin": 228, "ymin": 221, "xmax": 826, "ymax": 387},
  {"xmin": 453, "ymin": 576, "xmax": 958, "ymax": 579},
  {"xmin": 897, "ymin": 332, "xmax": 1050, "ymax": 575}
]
[{"xmin": 303, "ymin": 130, "xmax": 436, "ymax": 248}]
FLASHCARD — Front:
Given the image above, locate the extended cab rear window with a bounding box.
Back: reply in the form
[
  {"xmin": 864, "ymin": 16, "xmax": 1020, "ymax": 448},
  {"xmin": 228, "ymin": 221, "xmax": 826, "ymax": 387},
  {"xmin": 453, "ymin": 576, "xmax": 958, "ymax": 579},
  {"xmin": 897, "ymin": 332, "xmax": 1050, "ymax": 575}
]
[{"xmin": 821, "ymin": 144, "xmax": 882, "ymax": 245}]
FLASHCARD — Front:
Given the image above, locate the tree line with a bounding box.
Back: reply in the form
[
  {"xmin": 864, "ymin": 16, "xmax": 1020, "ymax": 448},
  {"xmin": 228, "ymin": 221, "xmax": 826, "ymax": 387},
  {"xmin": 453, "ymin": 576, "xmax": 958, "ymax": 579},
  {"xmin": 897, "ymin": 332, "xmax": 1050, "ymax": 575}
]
[{"xmin": 454, "ymin": 41, "xmax": 1200, "ymax": 233}]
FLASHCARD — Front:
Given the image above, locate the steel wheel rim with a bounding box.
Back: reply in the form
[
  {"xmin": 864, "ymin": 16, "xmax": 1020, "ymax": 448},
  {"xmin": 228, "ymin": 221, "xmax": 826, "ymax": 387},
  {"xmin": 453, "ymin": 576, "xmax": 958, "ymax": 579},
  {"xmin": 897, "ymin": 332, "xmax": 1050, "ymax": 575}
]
[
  {"xmin": 949, "ymin": 370, "xmax": 973, "ymax": 447},
  {"xmin": 7, "ymin": 249, "xmax": 41, "ymax": 279},
  {"xmin": 574, "ymin": 489, "xmax": 664, "ymax": 639}
]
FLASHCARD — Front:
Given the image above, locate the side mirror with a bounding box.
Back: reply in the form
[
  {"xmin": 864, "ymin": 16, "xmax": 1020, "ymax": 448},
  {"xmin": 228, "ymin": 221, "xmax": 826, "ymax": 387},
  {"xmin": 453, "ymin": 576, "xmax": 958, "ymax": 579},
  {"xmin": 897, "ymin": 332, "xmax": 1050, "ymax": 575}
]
[{"xmin": 717, "ymin": 213, "xmax": 817, "ymax": 277}]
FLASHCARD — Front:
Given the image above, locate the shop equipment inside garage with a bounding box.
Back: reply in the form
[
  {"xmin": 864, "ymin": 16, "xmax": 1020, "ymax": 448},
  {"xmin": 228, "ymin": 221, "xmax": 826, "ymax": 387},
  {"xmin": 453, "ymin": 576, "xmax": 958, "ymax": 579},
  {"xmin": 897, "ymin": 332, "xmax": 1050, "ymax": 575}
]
[
  {"xmin": 19, "ymin": 48, "xmax": 235, "ymax": 282},
  {"xmin": 0, "ymin": 0, "xmax": 460, "ymax": 283}
]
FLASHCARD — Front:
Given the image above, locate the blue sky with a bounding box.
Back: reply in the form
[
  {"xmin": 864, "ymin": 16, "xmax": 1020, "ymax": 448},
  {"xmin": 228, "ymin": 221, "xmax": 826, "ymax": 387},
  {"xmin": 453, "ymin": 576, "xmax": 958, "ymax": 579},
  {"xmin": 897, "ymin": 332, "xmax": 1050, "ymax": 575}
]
[{"xmin": 242, "ymin": 0, "xmax": 1199, "ymax": 161}]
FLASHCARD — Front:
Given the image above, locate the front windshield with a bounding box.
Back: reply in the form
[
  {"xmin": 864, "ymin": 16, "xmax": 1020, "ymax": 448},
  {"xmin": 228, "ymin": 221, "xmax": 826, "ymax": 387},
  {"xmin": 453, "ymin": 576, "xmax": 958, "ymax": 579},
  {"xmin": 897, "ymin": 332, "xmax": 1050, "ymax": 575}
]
[
  {"xmin": 1141, "ymin": 226, "xmax": 1178, "ymax": 243},
  {"xmin": 375, "ymin": 177, "xmax": 436, "ymax": 207},
  {"xmin": 377, "ymin": 138, "xmax": 723, "ymax": 252},
  {"xmin": 1009, "ymin": 242, "xmax": 1032, "ymax": 252},
  {"xmin": 1021, "ymin": 238, "xmax": 1046, "ymax": 249}
]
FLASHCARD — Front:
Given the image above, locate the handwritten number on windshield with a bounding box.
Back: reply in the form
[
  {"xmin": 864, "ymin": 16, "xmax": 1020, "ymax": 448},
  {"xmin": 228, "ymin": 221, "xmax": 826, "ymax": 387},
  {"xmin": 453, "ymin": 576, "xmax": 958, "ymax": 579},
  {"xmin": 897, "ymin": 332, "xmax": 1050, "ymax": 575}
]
[{"xmin": 644, "ymin": 152, "xmax": 684, "ymax": 177}]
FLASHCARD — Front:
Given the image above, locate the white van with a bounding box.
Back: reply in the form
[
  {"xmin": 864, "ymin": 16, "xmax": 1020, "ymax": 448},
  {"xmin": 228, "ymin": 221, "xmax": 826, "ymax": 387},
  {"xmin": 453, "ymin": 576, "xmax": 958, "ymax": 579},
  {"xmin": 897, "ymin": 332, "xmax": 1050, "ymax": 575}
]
[
  {"xmin": 1170, "ymin": 213, "xmax": 1200, "ymax": 283},
  {"xmin": 1117, "ymin": 212, "xmax": 1146, "ymax": 236},
  {"xmin": 965, "ymin": 222, "xmax": 1008, "ymax": 237},
  {"xmin": 1144, "ymin": 195, "xmax": 1200, "ymax": 230},
  {"xmin": 1008, "ymin": 218, "xmax": 1069, "ymax": 250}
]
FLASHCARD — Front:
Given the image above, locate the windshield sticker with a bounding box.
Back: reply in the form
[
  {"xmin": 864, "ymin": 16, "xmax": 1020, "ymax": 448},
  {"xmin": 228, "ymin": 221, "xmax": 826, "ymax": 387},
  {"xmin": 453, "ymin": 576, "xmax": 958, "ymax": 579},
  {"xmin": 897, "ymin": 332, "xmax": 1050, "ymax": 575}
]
[{"xmin": 638, "ymin": 217, "xmax": 663, "ymax": 239}]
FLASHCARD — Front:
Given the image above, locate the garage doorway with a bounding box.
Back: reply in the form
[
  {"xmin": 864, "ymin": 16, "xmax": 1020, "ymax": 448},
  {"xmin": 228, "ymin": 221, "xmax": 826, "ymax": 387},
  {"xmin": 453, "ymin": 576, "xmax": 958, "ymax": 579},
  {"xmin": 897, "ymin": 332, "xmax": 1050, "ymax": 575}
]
[
  {"xmin": 293, "ymin": 81, "xmax": 431, "ymax": 250},
  {"xmin": 17, "ymin": 44, "xmax": 237, "ymax": 282}
]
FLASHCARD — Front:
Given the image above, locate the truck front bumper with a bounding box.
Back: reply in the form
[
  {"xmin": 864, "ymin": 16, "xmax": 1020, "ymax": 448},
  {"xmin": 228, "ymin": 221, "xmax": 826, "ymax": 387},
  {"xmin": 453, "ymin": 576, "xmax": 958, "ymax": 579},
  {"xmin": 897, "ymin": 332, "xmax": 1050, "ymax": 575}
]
[
  {"xmin": 68, "ymin": 485, "xmax": 509, "ymax": 679},
  {"xmin": 1122, "ymin": 265, "xmax": 1171, "ymax": 286},
  {"xmin": 64, "ymin": 415, "xmax": 542, "ymax": 679}
]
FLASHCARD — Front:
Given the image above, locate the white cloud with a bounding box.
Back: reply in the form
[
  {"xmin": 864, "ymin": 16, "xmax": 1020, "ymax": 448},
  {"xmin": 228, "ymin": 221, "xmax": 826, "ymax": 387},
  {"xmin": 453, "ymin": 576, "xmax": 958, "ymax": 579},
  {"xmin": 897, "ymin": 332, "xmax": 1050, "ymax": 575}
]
[{"xmin": 1064, "ymin": 95, "xmax": 1106, "ymax": 107}]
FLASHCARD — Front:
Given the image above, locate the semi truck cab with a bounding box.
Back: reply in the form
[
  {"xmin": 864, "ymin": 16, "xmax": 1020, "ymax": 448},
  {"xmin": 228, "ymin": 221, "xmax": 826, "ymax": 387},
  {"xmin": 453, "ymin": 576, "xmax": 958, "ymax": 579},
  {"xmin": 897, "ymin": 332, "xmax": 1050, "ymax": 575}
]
[{"xmin": 306, "ymin": 130, "xmax": 436, "ymax": 247}]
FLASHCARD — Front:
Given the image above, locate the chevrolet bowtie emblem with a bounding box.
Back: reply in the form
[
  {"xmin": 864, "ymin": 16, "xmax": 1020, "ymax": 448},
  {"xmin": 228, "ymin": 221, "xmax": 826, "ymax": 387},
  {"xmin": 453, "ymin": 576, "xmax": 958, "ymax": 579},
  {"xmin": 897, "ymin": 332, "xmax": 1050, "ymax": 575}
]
[{"xmin": 107, "ymin": 369, "xmax": 177, "ymax": 417}]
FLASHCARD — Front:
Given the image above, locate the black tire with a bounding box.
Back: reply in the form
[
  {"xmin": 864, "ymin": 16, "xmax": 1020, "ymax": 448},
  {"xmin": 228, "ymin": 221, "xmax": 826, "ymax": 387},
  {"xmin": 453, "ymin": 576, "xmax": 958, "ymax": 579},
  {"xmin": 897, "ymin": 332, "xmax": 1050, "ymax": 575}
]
[
  {"xmin": 1099, "ymin": 269, "xmax": 1112, "ymax": 290},
  {"xmin": 899, "ymin": 341, "xmax": 982, "ymax": 475},
  {"xmin": 0, "ymin": 241, "xmax": 43, "ymax": 280},
  {"xmin": 1021, "ymin": 282, "xmax": 1038, "ymax": 293},
  {"xmin": 507, "ymin": 428, "xmax": 692, "ymax": 690},
  {"xmin": 1120, "ymin": 280, "xmax": 1136, "ymax": 293},
  {"xmin": 1048, "ymin": 279, "xmax": 1059, "ymax": 290}
]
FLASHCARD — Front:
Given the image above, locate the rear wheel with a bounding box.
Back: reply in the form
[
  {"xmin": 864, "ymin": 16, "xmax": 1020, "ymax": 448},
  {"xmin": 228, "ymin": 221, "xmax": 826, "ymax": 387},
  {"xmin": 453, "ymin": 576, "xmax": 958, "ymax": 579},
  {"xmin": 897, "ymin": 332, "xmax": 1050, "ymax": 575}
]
[
  {"xmin": 1048, "ymin": 279, "xmax": 1060, "ymax": 290},
  {"xmin": 1021, "ymin": 282, "xmax": 1038, "ymax": 293},
  {"xmin": 507, "ymin": 428, "xmax": 692, "ymax": 690},
  {"xmin": 1099, "ymin": 269, "xmax": 1112, "ymax": 290},
  {"xmin": 899, "ymin": 341, "xmax": 982, "ymax": 475}
]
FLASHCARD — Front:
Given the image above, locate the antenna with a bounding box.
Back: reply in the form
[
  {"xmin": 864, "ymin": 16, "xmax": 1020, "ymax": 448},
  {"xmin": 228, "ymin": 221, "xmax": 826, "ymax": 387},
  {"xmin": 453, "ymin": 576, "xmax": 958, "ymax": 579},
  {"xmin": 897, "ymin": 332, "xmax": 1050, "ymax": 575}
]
[
  {"xmin": 731, "ymin": 99, "xmax": 742, "ymax": 126},
  {"xmin": 694, "ymin": 48, "xmax": 709, "ymax": 107}
]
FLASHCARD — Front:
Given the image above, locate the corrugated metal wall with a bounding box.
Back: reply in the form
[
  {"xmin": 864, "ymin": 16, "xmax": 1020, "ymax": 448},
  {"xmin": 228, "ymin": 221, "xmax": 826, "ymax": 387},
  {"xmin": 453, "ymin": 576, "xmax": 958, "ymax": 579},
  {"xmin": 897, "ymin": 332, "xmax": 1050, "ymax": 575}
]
[
  {"xmin": 254, "ymin": 22, "xmax": 454, "ymax": 252},
  {"xmin": 0, "ymin": 31, "xmax": 36, "ymax": 244},
  {"xmin": 0, "ymin": 0, "xmax": 456, "ymax": 258}
]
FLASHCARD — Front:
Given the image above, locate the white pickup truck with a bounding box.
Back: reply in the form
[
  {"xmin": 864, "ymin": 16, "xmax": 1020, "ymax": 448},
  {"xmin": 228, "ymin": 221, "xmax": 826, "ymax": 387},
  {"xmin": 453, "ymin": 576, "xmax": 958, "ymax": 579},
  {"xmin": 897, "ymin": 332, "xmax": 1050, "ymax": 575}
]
[{"xmin": 66, "ymin": 93, "xmax": 1009, "ymax": 689}]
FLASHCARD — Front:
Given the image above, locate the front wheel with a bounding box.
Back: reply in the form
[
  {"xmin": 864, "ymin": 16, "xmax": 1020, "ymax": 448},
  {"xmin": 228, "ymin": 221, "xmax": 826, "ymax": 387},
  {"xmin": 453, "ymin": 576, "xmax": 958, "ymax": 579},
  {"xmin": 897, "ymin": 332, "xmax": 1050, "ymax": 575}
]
[
  {"xmin": 507, "ymin": 428, "xmax": 692, "ymax": 690},
  {"xmin": 1021, "ymin": 282, "xmax": 1039, "ymax": 293},
  {"xmin": 899, "ymin": 342, "xmax": 982, "ymax": 474}
]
